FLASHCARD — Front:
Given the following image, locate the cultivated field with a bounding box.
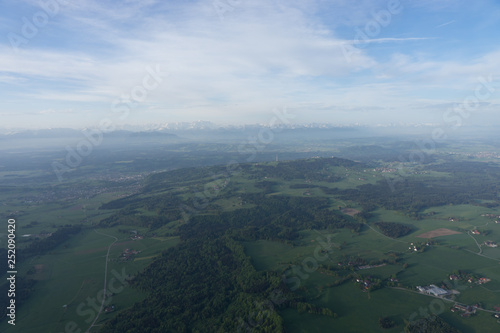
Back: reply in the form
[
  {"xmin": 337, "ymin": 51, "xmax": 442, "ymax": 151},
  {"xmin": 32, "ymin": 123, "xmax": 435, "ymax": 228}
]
[{"xmin": 417, "ymin": 228, "xmax": 462, "ymax": 238}]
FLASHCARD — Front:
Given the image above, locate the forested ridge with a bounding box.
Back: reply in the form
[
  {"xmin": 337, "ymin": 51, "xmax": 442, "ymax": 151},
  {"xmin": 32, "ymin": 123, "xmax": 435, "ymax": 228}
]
[
  {"xmin": 99, "ymin": 192, "xmax": 353, "ymax": 332},
  {"xmin": 100, "ymin": 237, "xmax": 289, "ymax": 332}
]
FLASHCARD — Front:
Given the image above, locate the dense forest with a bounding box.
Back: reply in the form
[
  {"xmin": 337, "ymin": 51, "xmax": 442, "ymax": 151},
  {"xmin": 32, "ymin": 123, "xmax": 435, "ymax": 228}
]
[
  {"xmin": 374, "ymin": 222, "xmax": 413, "ymax": 238},
  {"xmin": 177, "ymin": 194, "xmax": 363, "ymax": 243},
  {"xmin": 404, "ymin": 316, "xmax": 462, "ymax": 333},
  {"xmin": 21, "ymin": 225, "xmax": 82, "ymax": 259},
  {"xmin": 100, "ymin": 237, "xmax": 289, "ymax": 332}
]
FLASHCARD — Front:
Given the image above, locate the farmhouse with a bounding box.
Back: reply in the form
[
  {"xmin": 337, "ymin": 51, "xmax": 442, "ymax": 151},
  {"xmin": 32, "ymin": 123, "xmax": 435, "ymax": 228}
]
[
  {"xmin": 104, "ymin": 305, "xmax": 115, "ymax": 313},
  {"xmin": 130, "ymin": 234, "xmax": 144, "ymax": 241},
  {"xmin": 450, "ymin": 303, "xmax": 478, "ymax": 317},
  {"xmin": 471, "ymin": 230, "xmax": 480, "ymax": 235},
  {"xmin": 120, "ymin": 248, "xmax": 140, "ymax": 261},
  {"xmin": 485, "ymin": 241, "xmax": 498, "ymax": 248},
  {"xmin": 477, "ymin": 277, "xmax": 491, "ymax": 285}
]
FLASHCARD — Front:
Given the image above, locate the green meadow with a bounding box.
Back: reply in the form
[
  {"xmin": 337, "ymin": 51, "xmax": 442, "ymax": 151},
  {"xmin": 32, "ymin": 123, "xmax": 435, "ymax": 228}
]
[{"xmin": 0, "ymin": 225, "xmax": 179, "ymax": 333}]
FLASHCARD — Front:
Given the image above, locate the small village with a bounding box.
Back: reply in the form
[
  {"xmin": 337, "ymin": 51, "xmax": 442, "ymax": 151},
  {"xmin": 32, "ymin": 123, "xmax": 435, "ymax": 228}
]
[
  {"xmin": 448, "ymin": 272, "xmax": 491, "ymax": 285},
  {"xmin": 408, "ymin": 241, "xmax": 431, "ymax": 253},
  {"xmin": 415, "ymin": 284, "xmax": 480, "ymax": 318},
  {"xmin": 415, "ymin": 274, "xmax": 500, "ymax": 323}
]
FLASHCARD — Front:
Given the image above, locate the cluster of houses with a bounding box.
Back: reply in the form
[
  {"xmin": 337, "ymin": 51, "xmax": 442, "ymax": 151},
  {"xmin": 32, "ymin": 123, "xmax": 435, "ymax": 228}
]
[
  {"xmin": 450, "ymin": 303, "xmax": 479, "ymax": 317},
  {"xmin": 120, "ymin": 248, "xmax": 140, "ymax": 261},
  {"xmin": 408, "ymin": 242, "xmax": 430, "ymax": 252},
  {"xmin": 372, "ymin": 167, "xmax": 397, "ymax": 173},
  {"xmin": 355, "ymin": 276, "xmax": 379, "ymax": 291},
  {"xmin": 409, "ymin": 243, "xmax": 420, "ymax": 252},
  {"xmin": 481, "ymin": 214, "xmax": 500, "ymax": 218},
  {"xmin": 485, "ymin": 240, "xmax": 498, "ymax": 248},
  {"xmin": 130, "ymin": 234, "xmax": 144, "ymax": 241},
  {"xmin": 476, "ymin": 277, "xmax": 492, "ymax": 284},
  {"xmin": 449, "ymin": 273, "xmax": 491, "ymax": 285}
]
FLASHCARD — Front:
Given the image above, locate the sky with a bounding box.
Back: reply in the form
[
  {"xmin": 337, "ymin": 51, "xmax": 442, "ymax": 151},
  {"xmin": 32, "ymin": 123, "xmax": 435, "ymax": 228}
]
[{"xmin": 0, "ymin": 0, "xmax": 499, "ymax": 129}]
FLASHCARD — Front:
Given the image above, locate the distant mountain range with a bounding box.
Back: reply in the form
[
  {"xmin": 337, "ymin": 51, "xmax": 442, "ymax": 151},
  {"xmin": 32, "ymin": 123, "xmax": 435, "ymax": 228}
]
[
  {"xmin": 0, "ymin": 122, "xmax": 497, "ymax": 143},
  {"xmin": 0, "ymin": 121, "xmax": 442, "ymax": 135},
  {"xmin": 0, "ymin": 129, "xmax": 178, "ymax": 139}
]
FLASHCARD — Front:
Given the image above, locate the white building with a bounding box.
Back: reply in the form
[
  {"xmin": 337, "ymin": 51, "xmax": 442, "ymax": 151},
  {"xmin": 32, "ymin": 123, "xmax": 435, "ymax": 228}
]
[{"xmin": 416, "ymin": 284, "xmax": 449, "ymax": 297}]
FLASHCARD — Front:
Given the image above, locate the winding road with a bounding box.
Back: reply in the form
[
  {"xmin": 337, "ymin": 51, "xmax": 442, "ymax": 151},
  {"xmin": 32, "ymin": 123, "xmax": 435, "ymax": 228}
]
[{"xmin": 467, "ymin": 230, "xmax": 483, "ymax": 254}]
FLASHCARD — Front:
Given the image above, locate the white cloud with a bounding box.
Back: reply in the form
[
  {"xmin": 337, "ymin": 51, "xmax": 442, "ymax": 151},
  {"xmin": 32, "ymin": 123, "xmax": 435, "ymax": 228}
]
[
  {"xmin": 1, "ymin": 0, "xmax": 499, "ymax": 128},
  {"xmin": 435, "ymin": 20, "xmax": 456, "ymax": 28}
]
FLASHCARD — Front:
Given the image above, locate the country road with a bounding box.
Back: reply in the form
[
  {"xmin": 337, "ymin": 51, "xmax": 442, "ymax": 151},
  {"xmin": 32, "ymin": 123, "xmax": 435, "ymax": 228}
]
[
  {"xmin": 86, "ymin": 229, "xmax": 119, "ymax": 333},
  {"xmin": 389, "ymin": 287, "xmax": 500, "ymax": 315}
]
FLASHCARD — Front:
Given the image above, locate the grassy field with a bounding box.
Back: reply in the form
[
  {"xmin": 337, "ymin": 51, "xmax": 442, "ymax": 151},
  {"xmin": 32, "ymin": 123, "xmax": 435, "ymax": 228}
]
[
  {"xmin": 0, "ymin": 225, "xmax": 179, "ymax": 333},
  {"xmin": 243, "ymin": 212, "xmax": 500, "ymax": 332}
]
